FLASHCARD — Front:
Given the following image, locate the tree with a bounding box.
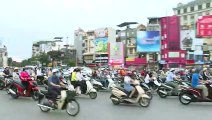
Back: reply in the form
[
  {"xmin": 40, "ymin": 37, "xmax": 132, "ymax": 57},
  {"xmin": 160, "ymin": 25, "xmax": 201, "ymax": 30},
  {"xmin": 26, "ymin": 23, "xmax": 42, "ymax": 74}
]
[
  {"xmin": 68, "ymin": 60, "xmax": 75, "ymax": 67},
  {"xmin": 8, "ymin": 57, "xmax": 12, "ymax": 66}
]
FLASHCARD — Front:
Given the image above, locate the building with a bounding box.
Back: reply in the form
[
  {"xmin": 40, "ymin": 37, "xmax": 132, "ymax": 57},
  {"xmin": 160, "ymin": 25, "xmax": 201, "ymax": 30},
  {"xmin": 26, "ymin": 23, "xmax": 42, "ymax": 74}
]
[
  {"xmin": 160, "ymin": 16, "xmax": 186, "ymax": 68},
  {"xmin": 82, "ymin": 30, "xmax": 96, "ymax": 67},
  {"xmin": 74, "ymin": 28, "xmax": 86, "ymax": 64},
  {"xmin": 173, "ymin": 0, "xmax": 212, "ymax": 28},
  {"xmin": 117, "ymin": 23, "xmax": 147, "ymax": 68},
  {"xmin": 32, "ymin": 40, "xmax": 63, "ymax": 57},
  {"xmin": 0, "ymin": 45, "xmax": 8, "ymax": 68}
]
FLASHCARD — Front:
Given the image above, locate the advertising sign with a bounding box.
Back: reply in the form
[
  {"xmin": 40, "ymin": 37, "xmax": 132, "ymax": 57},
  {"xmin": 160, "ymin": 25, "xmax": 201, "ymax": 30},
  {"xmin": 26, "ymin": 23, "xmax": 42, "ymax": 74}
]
[
  {"xmin": 180, "ymin": 30, "xmax": 195, "ymax": 50},
  {"xmin": 108, "ymin": 42, "xmax": 124, "ymax": 65},
  {"xmin": 94, "ymin": 38, "xmax": 108, "ymax": 53},
  {"xmin": 196, "ymin": 15, "xmax": 212, "ymax": 37},
  {"xmin": 136, "ymin": 31, "xmax": 160, "ymax": 52},
  {"xmin": 94, "ymin": 28, "xmax": 108, "ymax": 38}
]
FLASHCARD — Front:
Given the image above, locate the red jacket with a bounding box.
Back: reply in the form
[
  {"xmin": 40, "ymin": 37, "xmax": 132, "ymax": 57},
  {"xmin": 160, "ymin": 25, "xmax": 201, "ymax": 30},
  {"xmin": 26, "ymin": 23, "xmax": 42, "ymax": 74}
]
[{"xmin": 20, "ymin": 71, "xmax": 30, "ymax": 81}]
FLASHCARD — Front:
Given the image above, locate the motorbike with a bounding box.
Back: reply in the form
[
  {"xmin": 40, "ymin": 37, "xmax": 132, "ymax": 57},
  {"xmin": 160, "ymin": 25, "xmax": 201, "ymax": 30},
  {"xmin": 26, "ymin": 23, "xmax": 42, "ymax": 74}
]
[
  {"xmin": 92, "ymin": 75, "xmax": 116, "ymax": 91},
  {"xmin": 157, "ymin": 80, "xmax": 190, "ymax": 98},
  {"xmin": 179, "ymin": 82, "xmax": 212, "ymax": 105},
  {"xmin": 37, "ymin": 88, "xmax": 80, "ymax": 116},
  {"xmin": 110, "ymin": 80, "xmax": 151, "ymax": 107},
  {"xmin": 140, "ymin": 82, "xmax": 153, "ymax": 100},
  {"xmin": 0, "ymin": 75, "xmax": 13, "ymax": 94},
  {"xmin": 72, "ymin": 76, "xmax": 97, "ymax": 99},
  {"xmin": 8, "ymin": 78, "xmax": 39, "ymax": 100}
]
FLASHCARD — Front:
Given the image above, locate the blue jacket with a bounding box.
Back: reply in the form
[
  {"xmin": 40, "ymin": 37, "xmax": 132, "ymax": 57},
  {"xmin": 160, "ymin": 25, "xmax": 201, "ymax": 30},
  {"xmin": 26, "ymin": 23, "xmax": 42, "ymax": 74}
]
[{"xmin": 191, "ymin": 73, "xmax": 199, "ymax": 87}]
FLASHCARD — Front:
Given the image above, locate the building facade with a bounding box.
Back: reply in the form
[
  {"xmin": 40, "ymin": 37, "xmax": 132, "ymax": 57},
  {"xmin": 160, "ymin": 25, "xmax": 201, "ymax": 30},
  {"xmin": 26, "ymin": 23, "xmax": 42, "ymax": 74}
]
[
  {"xmin": 173, "ymin": 0, "xmax": 212, "ymax": 28},
  {"xmin": 74, "ymin": 28, "xmax": 86, "ymax": 64}
]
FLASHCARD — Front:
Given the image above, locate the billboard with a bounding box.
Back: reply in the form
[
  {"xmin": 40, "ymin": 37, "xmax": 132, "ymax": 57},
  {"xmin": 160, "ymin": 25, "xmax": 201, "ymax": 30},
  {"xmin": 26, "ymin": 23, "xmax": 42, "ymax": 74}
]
[
  {"xmin": 136, "ymin": 31, "xmax": 160, "ymax": 52},
  {"xmin": 108, "ymin": 42, "xmax": 124, "ymax": 65},
  {"xmin": 196, "ymin": 15, "xmax": 212, "ymax": 37},
  {"xmin": 94, "ymin": 38, "xmax": 108, "ymax": 52},
  {"xmin": 180, "ymin": 30, "xmax": 195, "ymax": 50}
]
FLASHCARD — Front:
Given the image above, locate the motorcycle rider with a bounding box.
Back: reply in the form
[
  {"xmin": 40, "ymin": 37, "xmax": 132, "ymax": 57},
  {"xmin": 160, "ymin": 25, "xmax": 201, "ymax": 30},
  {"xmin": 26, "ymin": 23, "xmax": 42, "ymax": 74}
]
[
  {"xmin": 165, "ymin": 68, "xmax": 181, "ymax": 93},
  {"xmin": 202, "ymin": 68, "xmax": 210, "ymax": 81},
  {"xmin": 20, "ymin": 68, "xmax": 31, "ymax": 94},
  {"xmin": 13, "ymin": 67, "xmax": 20, "ymax": 80},
  {"xmin": 192, "ymin": 68, "xmax": 210, "ymax": 100},
  {"xmin": 3, "ymin": 66, "xmax": 10, "ymax": 76},
  {"xmin": 124, "ymin": 72, "xmax": 136, "ymax": 98},
  {"xmin": 48, "ymin": 69, "xmax": 66, "ymax": 107}
]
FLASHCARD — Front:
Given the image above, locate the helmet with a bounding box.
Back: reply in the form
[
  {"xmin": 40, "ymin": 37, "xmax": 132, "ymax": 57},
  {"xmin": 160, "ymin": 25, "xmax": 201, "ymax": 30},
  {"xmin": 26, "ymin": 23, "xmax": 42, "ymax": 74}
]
[
  {"xmin": 203, "ymin": 68, "xmax": 207, "ymax": 71},
  {"xmin": 52, "ymin": 69, "xmax": 59, "ymax": 73},
  {"xmin": 14, "ymin": 67, "xmax": 19, "ymax": 70},
  {"xmin": 170, "ymin": 68, "xmax": 175, "ymax": 72}
]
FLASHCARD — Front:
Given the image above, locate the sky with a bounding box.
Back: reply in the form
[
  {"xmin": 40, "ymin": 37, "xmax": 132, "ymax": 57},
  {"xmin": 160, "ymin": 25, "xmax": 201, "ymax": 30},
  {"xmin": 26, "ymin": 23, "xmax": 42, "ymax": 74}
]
[{"xmin": 0, "ymin": 0, "xmax": 192, "ymax": 62}]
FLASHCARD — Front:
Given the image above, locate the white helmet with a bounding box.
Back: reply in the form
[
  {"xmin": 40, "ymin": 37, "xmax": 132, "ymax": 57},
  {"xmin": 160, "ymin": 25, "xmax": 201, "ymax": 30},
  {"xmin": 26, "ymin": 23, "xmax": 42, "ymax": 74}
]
[{"xmin": 52, "ymin": 69, "xmax": 59, "ymax": 73}]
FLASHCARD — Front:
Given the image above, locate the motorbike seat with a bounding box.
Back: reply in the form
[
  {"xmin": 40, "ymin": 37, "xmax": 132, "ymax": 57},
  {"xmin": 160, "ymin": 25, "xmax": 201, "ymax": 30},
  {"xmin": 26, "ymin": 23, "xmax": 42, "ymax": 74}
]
[
  {"xmin": 115, "ymin": 87, "xmax": 129, "ymax": 94},
  {"xmin": 193, "ymin": 88, "xmax": 202, "ymax": 93},
  {"xmin": 13, "ymin": 80, "xmax": 26, "ymax": 89}
]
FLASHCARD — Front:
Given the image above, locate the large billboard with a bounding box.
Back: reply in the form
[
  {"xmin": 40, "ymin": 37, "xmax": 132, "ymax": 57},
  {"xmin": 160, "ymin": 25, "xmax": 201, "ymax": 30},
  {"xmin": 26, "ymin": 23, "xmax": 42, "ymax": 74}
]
[
  {"xmin": 136, "ymin": 31, "xmax": 160, "ymax": 52},
  {"xmin": 94, "ymin": 38, "xmax": 108, "ymax": 53},
  {"xmin": 108, "ymin": 42, "xmax": 124, "ymax": 66},
  {"xmin": 180, "ymin": 30, "xmax": 195, "ymax": 50},
  {"xmin": 196, "ymin": 15, "xmax": 212, "ymax": 37}
]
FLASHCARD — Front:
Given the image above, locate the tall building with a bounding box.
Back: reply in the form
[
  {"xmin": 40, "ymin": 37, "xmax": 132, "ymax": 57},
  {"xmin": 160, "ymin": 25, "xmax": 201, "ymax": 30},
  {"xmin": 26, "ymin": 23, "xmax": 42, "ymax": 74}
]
[
  {"xmin": 173, "ymin": 0, "xmax": 212, "ymax": 28},
  {"xmin": 74, "ymin": 28, "xmax": 86, "ymax": 64}
]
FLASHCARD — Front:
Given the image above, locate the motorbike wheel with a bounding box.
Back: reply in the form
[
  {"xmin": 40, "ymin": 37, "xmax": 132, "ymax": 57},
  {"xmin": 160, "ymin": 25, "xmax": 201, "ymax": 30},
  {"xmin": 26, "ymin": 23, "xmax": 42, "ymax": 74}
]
[
  {"xmin": 89, "ymin": 92, "xmax": 97, "ymax": 99},
  {"xmin": 146, "ymin": 91, "xmax": 153, "ymax": 100},
  {"xmin": 66, "ymin": 100, "xmax": 80, "ymax": 116},
  {"xmin": 32, "ymin": 90, "xmax": 39, "ymax": 101},
  {"xmin": 10, "ymin": 85, "xmax": 19, "ymax": 99},
  {"xmin": 39, "ymin": 98, "xmax": 50, "ymax": 112},
  {"xmin": 0, "ymin": 80, "xmax": 5, "ymax": 90},
  {"xmin": 157, "ymin": 87, "xmax": 168, "ymax": 98},
  {"xmin": 110, "ymin": 95, "xmax": 120, "ymax": 105},
  {"xmin": 139, "ymin": 97, "xmax": 150, "ymax": 107},
  {"xmin": 179, "ymin": 92, "xmax": 191, "ymax": 105}
]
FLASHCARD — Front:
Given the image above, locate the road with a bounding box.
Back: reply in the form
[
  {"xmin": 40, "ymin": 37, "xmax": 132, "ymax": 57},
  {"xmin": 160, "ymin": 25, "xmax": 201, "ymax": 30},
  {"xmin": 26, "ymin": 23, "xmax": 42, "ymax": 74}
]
[{"xmin": 0, "ymin": 90, "xmax": 212, "ymax": 120}]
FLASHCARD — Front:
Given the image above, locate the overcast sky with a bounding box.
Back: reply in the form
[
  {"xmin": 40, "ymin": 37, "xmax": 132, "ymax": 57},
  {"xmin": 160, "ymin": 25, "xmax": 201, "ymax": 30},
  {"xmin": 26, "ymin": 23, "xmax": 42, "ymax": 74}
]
[{"xmin": 0, "ymin": 0, "xmax": 192, "ymax": 61}]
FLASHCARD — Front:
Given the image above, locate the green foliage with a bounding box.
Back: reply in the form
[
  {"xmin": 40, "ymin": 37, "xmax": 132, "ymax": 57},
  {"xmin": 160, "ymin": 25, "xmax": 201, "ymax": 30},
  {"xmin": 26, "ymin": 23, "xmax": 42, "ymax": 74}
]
[
  {"xmin": 8, "ymin": 57, "xmax": 13, "ymax": 66},
  {"xmin": 68, "ymin": 60, "xmax": 75, "ymax": 67}
]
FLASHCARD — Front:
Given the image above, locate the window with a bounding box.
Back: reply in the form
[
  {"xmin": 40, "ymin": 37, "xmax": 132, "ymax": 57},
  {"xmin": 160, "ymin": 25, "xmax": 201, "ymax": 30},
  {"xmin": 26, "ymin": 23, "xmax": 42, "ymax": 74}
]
[
  {"xmin": 178, "ymin": 10, "xmax": 181, "ymax": 14},
  {"xmin": 129, "ymin": 48, "xmax": 133, "ymax": 54},
  {"xmin": 190, "ymin": 6, "xmax": 194, "ymax": 12},
  {"xmin": 184, "ymin": 8, "xmax": 187, "ymax": 13},
  {"xmin": 183, "ymin": 16, "xmax": 187, "ymax": 20},
  {"xmin": 206, "ymin": 2, "xmax": 210, "ymax": 8},
  {"xmin": 198, "ymin": 5, "xmax": 202, "ymax": 10},
  {"xmin": 190, "ymin": 15, "xmax": 194, "ymax": 20}
]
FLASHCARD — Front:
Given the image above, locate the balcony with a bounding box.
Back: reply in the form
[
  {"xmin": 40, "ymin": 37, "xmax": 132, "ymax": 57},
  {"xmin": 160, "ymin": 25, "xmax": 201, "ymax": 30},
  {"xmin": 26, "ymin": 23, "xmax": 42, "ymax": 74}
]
[{"xmin": 127, "ymin": 43, "xmax": 136, "ymax": 48}]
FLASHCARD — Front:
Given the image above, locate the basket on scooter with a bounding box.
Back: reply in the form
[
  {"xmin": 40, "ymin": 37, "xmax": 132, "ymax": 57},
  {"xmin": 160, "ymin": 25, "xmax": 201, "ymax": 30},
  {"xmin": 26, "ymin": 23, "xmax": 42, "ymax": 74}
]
[{"xmin": 66, "ymin": 90, "xmax": 76, "ymax": 99}]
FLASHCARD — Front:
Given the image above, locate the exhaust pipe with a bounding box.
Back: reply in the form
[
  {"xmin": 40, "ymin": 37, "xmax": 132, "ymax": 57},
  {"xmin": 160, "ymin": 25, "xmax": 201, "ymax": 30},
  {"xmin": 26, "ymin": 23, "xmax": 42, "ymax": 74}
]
[
  {"xmin": 182, "ymin": 95, "xmax": 191, "ymax": 100},
  {"xmin": 9, "ymin": 89, "xmax": 16, "ymax": 95},
  {"xmin": 159, "ymin": 90, "xmax": 167, "ymax": 95},
  {"xmin": 111, "ymin": 97, "xmax": 119, "ymax": 102},
  {"xmin": 37, "ymin": 104, "xmax": 54, "ymax": 110}
]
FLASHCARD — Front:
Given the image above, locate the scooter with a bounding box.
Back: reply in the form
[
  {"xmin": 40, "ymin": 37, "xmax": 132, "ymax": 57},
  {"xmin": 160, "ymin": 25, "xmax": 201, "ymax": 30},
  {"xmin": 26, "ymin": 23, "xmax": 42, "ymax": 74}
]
[
  {"xmin": 92, "ymin": 78, "xmax": 107, "ymax": 91},
  {"xmin": 0, "ymin": 75, "xmax": 13, "ymax": 94},
  {"xmin": 157, "ymin": 80, "xmax": 190, "ymax": 98},
  {"xmin": 8, "ymin": 78, "xmax": 39, "ymax": 100},
  {"xmin": 140, "ymin": 82, "xmax": 153, "ymax": 100},
  {"xmin": 92, "ymin": 75, "xmax": 116, "ymax": 91},
  {"xmin": 110, "ymin": 80, "xmax": 151, "ymax": 107},
  {"xmin": 37, "ymin": 88, "xmax": 80, "ymax": 116},
  {"xmin": 73, "ymin": 76, "xmax": 97, "ymax": 99},
  {"xmin": 179, "ymin": 82, "xmax": 212, "ymax": 105}
]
